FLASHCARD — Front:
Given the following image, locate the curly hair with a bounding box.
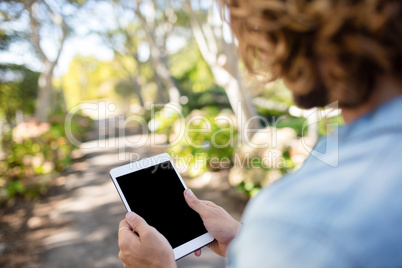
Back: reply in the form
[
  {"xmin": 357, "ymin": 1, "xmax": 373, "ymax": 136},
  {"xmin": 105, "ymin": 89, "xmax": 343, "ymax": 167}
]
[{"xmin": 221, "ymin": 0, "xmax": 402, "ymax": 108}]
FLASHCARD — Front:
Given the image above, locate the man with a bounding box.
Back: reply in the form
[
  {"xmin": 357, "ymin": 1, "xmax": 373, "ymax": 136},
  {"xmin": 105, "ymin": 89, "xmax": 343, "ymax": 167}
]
[{"xmin": 117, "ymin": 0, "xmax": 402, "ymax": 266}]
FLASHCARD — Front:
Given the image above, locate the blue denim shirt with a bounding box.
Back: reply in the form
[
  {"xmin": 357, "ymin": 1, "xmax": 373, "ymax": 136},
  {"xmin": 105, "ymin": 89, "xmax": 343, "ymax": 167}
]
[{"xmin": 228, "ymin": 96, "xmax": 402, "ymax": 267}]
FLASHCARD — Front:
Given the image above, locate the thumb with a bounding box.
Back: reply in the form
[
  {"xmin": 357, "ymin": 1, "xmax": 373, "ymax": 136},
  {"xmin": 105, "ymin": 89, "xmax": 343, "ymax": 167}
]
[
  {"xmin": 184, "ymin": 189, "xmax": 206, "ymax": 215},
  {"xmin": 125, "ymin": 212, "xmax": 150, "ymax": 236}
]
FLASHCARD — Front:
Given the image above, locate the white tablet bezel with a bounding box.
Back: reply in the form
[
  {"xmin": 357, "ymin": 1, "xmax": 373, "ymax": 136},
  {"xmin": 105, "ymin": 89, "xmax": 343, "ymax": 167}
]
[{"xmin": 109, "ymin": 153, "xmax": 214, "ymax": 260}]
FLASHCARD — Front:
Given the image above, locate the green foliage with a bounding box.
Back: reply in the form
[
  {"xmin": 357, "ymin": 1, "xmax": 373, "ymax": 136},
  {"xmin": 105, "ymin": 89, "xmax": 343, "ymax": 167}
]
[
  {"xmin": 228, "ymin": 127, "xmax": 306, "ymax": 197},
  {"xmin": 115, "ymin": 79, "xmax": 136, "ymax": 98},
  {"xmin": 62, "ymin": 56, "xmax": 119, "ymax": 109},
  {"xmin": 149, "ymin": 107, "xmax": 179, "ymax": 135},
  {"xmin": 184, "ymin": 87, "xmax": 231, "ymax": 112},
  {"xmin": 0, "ymin": 64, "xmax": 39, "ymax": 122},
  {"xmin": 170, "ymin": 44, "xmax": 231, "ymax": 111},
  {"xmin": 0, "ymin": 113, "xmax": 93, "ymax": 204},
  {"xmin": 173, "ymin": 9, "xmax": 191, "ymax": 27},
  {"xmin": 234, "ymin": 149, "xmax": 296, "ymax": 197},
  {"xmin": 260, "ymin": 80, "xmax": 293, "ymax": 107},
  {"xmin": 170, "ymin": 44, "xmax": 215, "ymax": 93},
  {"xmin": 236, "ymin": 181, "xmax": 262, "ymax": 198},
  {"xmin": 276, "ymin": 116, "xmax": 305, "ymax": 136},
  {"xmin": 168, "ymin": 107, "xmax": 237, "ymax": 177},
  {"xmin": 318, "ymin": 115, "xmax": 344, "ymax": 136}
]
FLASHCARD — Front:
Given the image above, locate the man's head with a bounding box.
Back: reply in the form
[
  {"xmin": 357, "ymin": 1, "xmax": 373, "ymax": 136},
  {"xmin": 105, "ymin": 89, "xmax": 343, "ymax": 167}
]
[{"xmin": 221, "ymin": 0, "xmax": 402, "ymax": 109}]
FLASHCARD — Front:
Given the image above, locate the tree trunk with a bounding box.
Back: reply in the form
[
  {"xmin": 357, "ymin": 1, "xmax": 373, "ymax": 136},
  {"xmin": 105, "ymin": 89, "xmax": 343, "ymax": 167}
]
[
  {"xmin": 135, "ymin": 85, "xmax": 145, "ymax": 107},
  {"xmin": 27, "ymin": 0, "xmax": 69, "ymax": 122},
  {"xmin": 153, "ymin": 72, "xmax": 168, "ymax": 103},
  {"xmin": 132, "ymin": 76, "xmax": 145, "ymax": 107},
  {"xmin": 185, "ymin": 1, "xmax": 260, "ymax": 133},
  {"xmin": 212, "ymin": 66, "xmax": 261, "ymax": 133},
  {"xmin": 35, "ymin": 60, "xmax": 54, "ymax": 122},
  {"xmin": 134, "ymin": 0, "xmax": 181, "ymax": 106}
]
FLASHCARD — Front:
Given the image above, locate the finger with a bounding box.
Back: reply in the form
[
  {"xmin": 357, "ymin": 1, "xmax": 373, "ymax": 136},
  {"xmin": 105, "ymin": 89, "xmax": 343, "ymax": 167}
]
[
  {"xmin": 118, "ymin": 219, "xmax": 133, "ymax": 233},
  {"xmin": 125, "ymin": 212, "xmax": 151, "ymax": 237},
  {"xmin": 194, "ymin": 249, "xmax": 202, "ymax": 257},
  {"xmin": 184, "ymin": 189, "xmax": 206, "ymax": 215},
  {"xmin": 118, "ymin": 220, "xmax": 135, "ymax": 240},
  {"xmin": 118, "ymin": 219, "xmax": 139, "ymax": 251}
]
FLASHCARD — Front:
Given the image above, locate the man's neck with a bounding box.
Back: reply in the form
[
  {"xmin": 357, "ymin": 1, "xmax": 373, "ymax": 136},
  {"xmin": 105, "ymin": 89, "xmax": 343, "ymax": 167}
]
[{"xmin": 342, "ymin": 76, "xmax": 402, "ymax": 124}]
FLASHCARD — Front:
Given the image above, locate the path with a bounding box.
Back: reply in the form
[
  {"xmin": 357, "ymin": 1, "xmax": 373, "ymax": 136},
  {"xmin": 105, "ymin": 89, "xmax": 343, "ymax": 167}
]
[{"xmin": 40, "ymin": 134, "xmax": 248, "ymax": 268}]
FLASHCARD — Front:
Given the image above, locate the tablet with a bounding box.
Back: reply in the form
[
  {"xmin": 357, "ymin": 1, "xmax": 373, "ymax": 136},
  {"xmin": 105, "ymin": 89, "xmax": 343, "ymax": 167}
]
[{"xmin": 109, "ymin": 153, "xmax": 214, "ymax": 260}]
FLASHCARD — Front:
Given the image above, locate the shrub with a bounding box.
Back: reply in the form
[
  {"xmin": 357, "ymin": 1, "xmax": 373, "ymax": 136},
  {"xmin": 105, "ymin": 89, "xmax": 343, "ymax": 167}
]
[
  {"xmin": 168, "ymin": 107, "xmax": 237, "ymax": 177},
  {"xmin": 0, "ymin": 113, "xmax": 93, "ymax": 204},
  {"xmin": 148, "ymin": 105, "xmax": 181, "ymax": 137},
  {"xmin": 228, "ymin": 127, "xmax": 310, "ymax": 197}
]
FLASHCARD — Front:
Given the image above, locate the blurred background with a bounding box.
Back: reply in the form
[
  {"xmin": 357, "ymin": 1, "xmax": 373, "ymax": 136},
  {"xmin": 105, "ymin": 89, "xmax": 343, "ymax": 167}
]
[{"xmin": 0, "ymin": 0, "xmax": 342, "ymax": 267}]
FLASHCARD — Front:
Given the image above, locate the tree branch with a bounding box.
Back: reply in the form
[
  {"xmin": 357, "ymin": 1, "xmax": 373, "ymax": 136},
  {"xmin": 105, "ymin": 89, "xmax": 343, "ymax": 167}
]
[
  {"xmin": 26, "ymin": 2, "xmax": 48, "ymax": 62},
  {"xmin": 41, "ymin": 0, "xmax": 69, "ymax": 66},
  {"xmin": 184, "ymin": 0, "xmax": 217, "ymax": 65},
  {"xmin": 134, "ymin": 0, "xmax": 181, "ymax": 104}
]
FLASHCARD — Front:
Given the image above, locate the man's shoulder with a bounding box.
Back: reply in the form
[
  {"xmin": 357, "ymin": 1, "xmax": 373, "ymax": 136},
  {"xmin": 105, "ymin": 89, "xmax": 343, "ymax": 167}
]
[
  {"xmin": 246, "ymin": 128, "xmax": 402, "ymax": 223},
  {"xmin": 231, "ymin": 98, "xmax": 402, "ymax": 267},
  {"xmin": 240, "ymin": 131, "xmax": 402, "ymax": 266}
]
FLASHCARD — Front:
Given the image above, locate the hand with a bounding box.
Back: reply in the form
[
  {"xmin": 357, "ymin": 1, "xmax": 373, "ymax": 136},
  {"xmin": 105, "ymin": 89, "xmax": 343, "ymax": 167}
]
[
  {"xmin": 184, "ymin": 189, "xmax": 241, "ymax": 257},
  {"xmin": 118, "ymin": 212, "xmax": 176, "ymax": 268}
]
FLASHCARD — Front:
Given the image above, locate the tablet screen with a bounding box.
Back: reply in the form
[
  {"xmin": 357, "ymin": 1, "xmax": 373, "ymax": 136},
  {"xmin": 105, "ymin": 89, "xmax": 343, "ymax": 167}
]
[{"xmin": 116, "ymin": 161, "xmax": 207, "ymax": 248}]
